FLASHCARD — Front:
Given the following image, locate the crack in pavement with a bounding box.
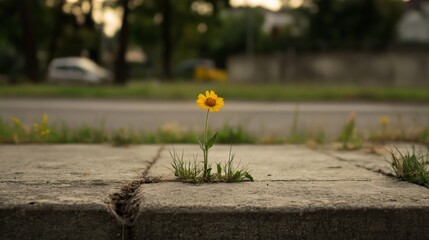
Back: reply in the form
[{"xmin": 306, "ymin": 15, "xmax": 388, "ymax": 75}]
[
  {"xmin": 316, "ymin": 149, "xmax": 394, "ymax": 178},
  {"xmin": 107, "ymin": 146, "xmax": 395, "ymax": 239},
  {"xmin": 109, "ymin": 145, "xmax": 165, "ymax": 240}
]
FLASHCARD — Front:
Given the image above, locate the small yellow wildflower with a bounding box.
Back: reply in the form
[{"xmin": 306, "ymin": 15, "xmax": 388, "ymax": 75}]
[
  {"xmin": 196, "ymin": 90, "xmax": 224, "ymax": 112},
  {"xmin": 40, "ymin": 129, "xmax": 50, "ymax": 136},
  {"xmin": 10, "ymin": 117, "xmax": 22, "ymax": 127},
  {"xmin": 33, "ymin": 113, "xmax": 50, "ymax": 137},
  {"xmin": 379, "ymin": 115, "xmax": 390, "ymax": 126},
  {"xmin": 33, "ymin": 123, "xmax": 39, "ymax": 132}
]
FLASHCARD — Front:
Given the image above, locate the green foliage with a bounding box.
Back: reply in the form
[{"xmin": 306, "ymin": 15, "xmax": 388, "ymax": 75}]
[
  {"xmin": 0, "ymin": 114, "xmax": 428, "ymax": 145},
  {"xmin": 315, "ymin": 130, "xmax": 326, "ymax": 144},
  {"xmin": 307, "ymin": 0, "xmax": 404, "ymax": 50},
  {"xmin": 170, "ymin": 149, "xmax": 204, "ymax": 183},
  {"xmin": 208, "ymin": 8, "xmax": 264, "ymax": 67},
  {"xmin": 111, "ymin": 128, "xmax": 137, "ymax": 146},
  {"xmin": 390, "ymin": 147, "xmax": 429, "ymax": 187},
  {"xmin": 2, "ymin": 83, "xmax": 429, "ymax": 102},
  {"xmin": 216, "ymin": 124, "xmax": 256, "ymax": 144},
  {"xmin": 170, "ymin": 146, "xmax": 253, "ymax": 183},
  {"xmin": 420, "ymin": 127, "xmax": 429, "ymax": 144},
  {"xmin": 216, "ymin": 148, "xmax": 253, "ymax": 182},
  {"xmin": 339, "ymin": 113, "xmax": 362, "ymax": 149}
]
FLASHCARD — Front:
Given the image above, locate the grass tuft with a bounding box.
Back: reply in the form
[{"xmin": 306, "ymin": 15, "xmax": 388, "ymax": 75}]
[
  {"xmin": 170, "ymin": 146, "xmax": 253, "ymax": 183},
  {"xmin": 389, "ymin": 146, "xmax": 429, "ymax": 187},
  {"xmin": 170, "ymin": 149, "xmax": 203, "ymax": 183},
  {"xmin": 338, "ymin": 112, "xmax": 363, "ymax": 149}
]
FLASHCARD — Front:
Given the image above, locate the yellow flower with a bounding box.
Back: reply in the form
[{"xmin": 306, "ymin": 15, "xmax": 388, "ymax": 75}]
[
  {"xmin": 196, "ymin": 90, "xmax": 224, "ymax": 112},
  {"xmin": 41, "ymin": 113, "xmax": 48, "ymax": 127},
  {"xmin": 40, "ymin": 129, "xmax": 50, "ymax": 136},
  {"xmin": 10, "ymin": 117, "xmax": 22, "ymax": 127},
  {"xmin": 33, "ymin": 123, "xmax": 39, "ymax": 132},
  {"xmin": 379, "ymin": 115, "xmax": 390, "ymax": 126}
]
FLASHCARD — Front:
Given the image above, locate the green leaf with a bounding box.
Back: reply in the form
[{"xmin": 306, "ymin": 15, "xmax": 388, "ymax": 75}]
[
  {"xmin": 207, "ymin": 168, "xmax": 212, "ymax": 178},
  {"xmin": 206, "ymin": 132, "xmax": 218, "ymax": 149},
  {"xmin": 244, "ymin": 172, "xmax": 254, "ymax": 181},
  {"xmin": 197, "ymin": 139, "xmax": 205, "ymax": 151},
  {"xmin": 233, "ymin": 171, "xmax": 241, "ymax": 180},
  {"xmin": 216, "ymin": 163, "xmax": 222, "ymax": 176}
]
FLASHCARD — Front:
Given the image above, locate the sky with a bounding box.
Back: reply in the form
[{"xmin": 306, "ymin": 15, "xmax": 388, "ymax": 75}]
[
  {"xmin": 230, "ymin": 0, "xmax": 283, "ymax": 11},
  {"xmin": 230, "ymin": 0, "xmax": 304, "ymax": 10}
]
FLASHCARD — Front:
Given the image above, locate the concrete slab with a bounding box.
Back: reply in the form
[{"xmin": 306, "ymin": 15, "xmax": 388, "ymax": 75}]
[
  {"xmin": 323, "ymin": 143, "xmax": 428, "ymax": 175},
  {"xmin": 1, "ymin": 144, "xmax": 429, "ymax": 239},
  {"xmin": 135, "ymin": 181, "xmax": 429, "ymax": 239},
  {"xmin": 0, "ymin": 144, "xmax": 161, "ymax": 240},
  {"xmin": 149, "ymin": 144, "xmax": 385, "ymax": 181},
  {"xmin": 136, "ymin": 144, "xmax": 429, "ymax": 240}
]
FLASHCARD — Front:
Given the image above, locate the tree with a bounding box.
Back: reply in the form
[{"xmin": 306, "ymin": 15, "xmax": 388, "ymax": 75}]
[
  {"xmin": 129, "ymin": 0, "xmax": 232, "ymax": 79},
  {"xmin": 47, "ymin": 0, "xmax": 66, "ymax": 66},
  {"xmin": 161, "ymin": 0, "xmax": 172, "ymax": 80},
  {"xmin": 307, "ymin": 0, "xmax": 404, "ymax": 51},
  {"xmin": 114, "ymin": 0, "xmax": 130, "ymax": 85},
  {"xmin": 19, "ymin": 0, "xmax": 41, "ymax": 83}
]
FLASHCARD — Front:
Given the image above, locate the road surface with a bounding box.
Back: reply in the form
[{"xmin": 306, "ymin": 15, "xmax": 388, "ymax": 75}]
[{"xmin": 1, "ymin": 98, "xmax": 428, "ymax": 138}]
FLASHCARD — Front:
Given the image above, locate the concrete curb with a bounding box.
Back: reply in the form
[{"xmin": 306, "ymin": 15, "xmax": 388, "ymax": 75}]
[{"xmin": 1, "ymin": 144, "xmax": 429, "ymax": 240}]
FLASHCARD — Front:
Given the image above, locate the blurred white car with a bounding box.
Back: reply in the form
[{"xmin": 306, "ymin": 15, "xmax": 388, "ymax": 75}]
[{"xmin": 47, "ymin": 57, "xmax": 112, "ymax": 84}]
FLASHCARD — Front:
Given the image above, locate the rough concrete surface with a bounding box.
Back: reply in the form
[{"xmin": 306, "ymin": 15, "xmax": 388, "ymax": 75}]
[
  {"xmin": 1, "ymin": 144, "xmax": 429, "ymax": 240},
  {"xmin": 136, "ymin": 144, "xmax": 429, "ymax": 240},
  {"xmin": 0, "ymin": 144, "xmax": 161, "ymax": 240}
]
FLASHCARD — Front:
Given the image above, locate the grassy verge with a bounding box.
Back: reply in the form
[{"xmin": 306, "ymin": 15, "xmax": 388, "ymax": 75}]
[
  {"xmin": 1, "ymin": 81, "xmax": 429, "ymax": 102},
  {"xmin": 0, "ymin": 116, "xmax": 256, "ymax": 145},
  {"xmin": 1, "ymin": 115, "xmax": 428, "ymax": 146}
]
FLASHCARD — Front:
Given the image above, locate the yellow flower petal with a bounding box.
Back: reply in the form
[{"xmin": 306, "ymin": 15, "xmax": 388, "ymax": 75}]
[
  {"xmin": 198, "ymin": 93, "xmax": 206, "ymax": 100},
  {"xmin": 196, "ymin": 90, "xmax": 224, "ymax": 112}
]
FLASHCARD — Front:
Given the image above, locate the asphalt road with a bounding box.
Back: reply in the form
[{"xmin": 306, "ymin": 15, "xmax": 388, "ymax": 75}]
[{"xmin": 1, "ymin": 98, "xmax": 428, "ymax": 138}]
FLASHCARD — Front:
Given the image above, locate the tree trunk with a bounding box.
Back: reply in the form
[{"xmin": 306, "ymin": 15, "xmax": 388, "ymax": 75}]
[
  {"xmin": 84, "ymin": 0, "xmax": 99, "ymax": 63},
  {"xmin": 19, "ymin": 0, "xmax": 41, "ymax": 83},
  {"xmin": 161, "ymin": 0, "xmax": 172, "ymax": 81},
  {"xmin": 47, "ymin": 0, "xmax": 65, "ymax": 68},
  {"xmin": 114, "ymin": 0, "xmax": 129, "ymax": 85}
]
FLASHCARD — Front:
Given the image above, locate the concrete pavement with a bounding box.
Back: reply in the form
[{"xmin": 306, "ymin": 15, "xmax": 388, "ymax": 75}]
[{"xmin": 1, "ymin": 144, "xmax": 429, "ymax": 239}]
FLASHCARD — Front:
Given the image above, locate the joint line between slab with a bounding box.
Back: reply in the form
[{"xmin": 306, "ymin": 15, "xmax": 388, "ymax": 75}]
[
  {"xmin": 108, "ymin": 145, "xmax": 165, "ymax": 240},
  {"xmin": 315, "ymin": 149, "xmax": 394, "ymax": 178}
]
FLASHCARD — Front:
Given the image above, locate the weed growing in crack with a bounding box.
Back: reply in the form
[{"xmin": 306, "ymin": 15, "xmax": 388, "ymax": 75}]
[
  {"xmin": 339, "ymin": 112, "xmax": 362, "ymax": 150},
  {"xmin": 170, "ymin": 149, "xmax": 204, "ymax": 183},
  {"xmin": 389, "ymin": 146, "xmax": 429, "ymax": 187},
  {"xmin": 215, "ymin": 147, "xmax": 253, "ymax": 182},
  {"xmin": 170, "ymin": 90, "xmax": 253, "ymax": 183}
]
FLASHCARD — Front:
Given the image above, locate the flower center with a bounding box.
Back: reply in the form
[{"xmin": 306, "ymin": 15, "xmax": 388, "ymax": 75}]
[{"xmin": 205, "ymin": 98, "xmax": 216, "ymax": 107}]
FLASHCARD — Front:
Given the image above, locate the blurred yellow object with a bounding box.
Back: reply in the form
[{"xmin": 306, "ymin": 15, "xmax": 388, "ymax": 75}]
[
  {"xmin": 194, "ymin": 66, "xmax": 227, "ymax": 82},
  {"xmin": 34, "ymin": 113, "xmax": 50, "ymax": 138},
  {"xmin": 10, "ymin": 117, "xmax": 22, "ymax": 127},
  {"xmin": 379, "ymin": 115, "xmax": 390, "ymax": 126}
]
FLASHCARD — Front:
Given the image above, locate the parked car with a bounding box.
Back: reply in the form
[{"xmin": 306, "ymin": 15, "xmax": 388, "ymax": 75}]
[{"xmin": 47, "ymin": 57, "xmax": 112, "ymax": 84}]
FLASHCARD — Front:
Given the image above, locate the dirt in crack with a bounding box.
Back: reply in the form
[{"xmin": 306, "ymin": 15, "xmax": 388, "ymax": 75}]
[
  {"xmin": 110, "ymin": 145, "xmax": 164, "ymax": 227},
  {"xmin": 111, "ymin": 177, "xmax": 160, "ymax": 225}
]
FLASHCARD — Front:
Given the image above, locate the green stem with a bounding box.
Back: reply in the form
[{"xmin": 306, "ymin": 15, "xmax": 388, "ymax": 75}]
[{"xmin": 203, "ymin": 109, "xmax": 210, "ymax": 180}]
